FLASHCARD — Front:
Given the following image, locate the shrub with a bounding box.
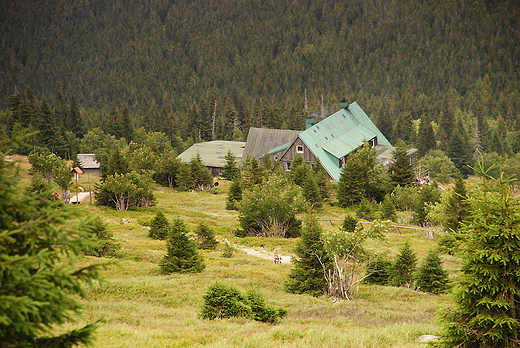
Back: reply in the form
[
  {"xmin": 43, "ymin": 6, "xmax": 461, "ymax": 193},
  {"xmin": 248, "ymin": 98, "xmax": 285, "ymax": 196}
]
[
  {"xmin": 200, "ymin": 282, "xmax": 251, "ymax": 320},
  {"xmin": 365, "ymin": 254, "xmax": 393, "ymax": 285},
  {"xmin": 246, "ymin": 288, "xmax": 287, "ymax": 324},
  {"xmin": 148, "ymin": 210, "xmax": 170, "ymax": 240},
  {"xmin": 200, "ymin": 283, "xmax": 287, "ymax": 324},
  {"xmin": 340, "ymin": 215, "xmax": 358, "ymax": 233},
  {"xmin": 356, "ymin": 198, "xmax": 374, "ymax": 221},
  {"xmin": 238, "ymin": 175, "xmax": 304, "ymax": 238}
]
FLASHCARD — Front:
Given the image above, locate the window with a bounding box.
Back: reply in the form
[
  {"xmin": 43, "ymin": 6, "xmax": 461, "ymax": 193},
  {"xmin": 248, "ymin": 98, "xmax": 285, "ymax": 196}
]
[
  {"xmin": 286, "ymin": 162, "xmax": 292, "ymax": 171},
  {"xmin": 296, "ymin": 145, "xmax": 304, "ymax": 154},
  {"xmin": 339, "ymin": 158, "xmax": 344, "ymax": 167},
  {"xmin": 368, "ymin": 137, "xmax": 378, "ymax": 147}
]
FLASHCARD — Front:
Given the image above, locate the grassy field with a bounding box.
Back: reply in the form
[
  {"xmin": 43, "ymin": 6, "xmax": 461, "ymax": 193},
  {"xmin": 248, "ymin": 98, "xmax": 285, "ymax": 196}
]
[{"xmin": 15, "ymin": 157, "xmax": 457, "ymax": 347}]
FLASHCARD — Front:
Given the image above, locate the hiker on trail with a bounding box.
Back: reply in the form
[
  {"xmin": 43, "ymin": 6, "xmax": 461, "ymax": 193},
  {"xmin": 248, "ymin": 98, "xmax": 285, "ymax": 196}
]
[
  {"xmin": 65, "ymin": 189, "xmax": 71, "ymax": 204},
  {"xmin": 273, "ymin": 252, "xmax": 281, "ymax": 264},
  {"xmin": 54, "ymin": 192, "xmax": 59, "ymax": 201}
]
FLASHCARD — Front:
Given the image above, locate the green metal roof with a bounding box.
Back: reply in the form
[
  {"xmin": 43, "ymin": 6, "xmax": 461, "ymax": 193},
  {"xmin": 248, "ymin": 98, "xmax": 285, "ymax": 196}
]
[
  {"xmin": 296, "ymin": 102, "xmax": 392, "ymax": 182},
  {"xmin": 178, "ymin": 140, "xmax": 246, "ymax": 167}
]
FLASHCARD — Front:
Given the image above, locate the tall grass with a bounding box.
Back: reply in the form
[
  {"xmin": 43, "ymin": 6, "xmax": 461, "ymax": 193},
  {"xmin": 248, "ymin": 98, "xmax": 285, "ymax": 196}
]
[{"xmin": 12, "ymin": 158, "xmax": 455, "ymax": 347}]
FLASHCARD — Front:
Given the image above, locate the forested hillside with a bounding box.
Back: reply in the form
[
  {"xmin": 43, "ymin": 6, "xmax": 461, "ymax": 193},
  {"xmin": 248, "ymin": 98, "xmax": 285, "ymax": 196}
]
[{"xmin": 1, "ymin": 0, "xmax": 520, "ymax": 162}]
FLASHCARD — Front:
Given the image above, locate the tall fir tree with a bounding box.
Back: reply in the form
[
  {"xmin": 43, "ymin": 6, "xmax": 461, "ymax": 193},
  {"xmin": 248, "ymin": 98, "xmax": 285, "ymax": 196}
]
[
  {"xmin": 388, "ymin": 145, "xmax": 415, "ymax": 189},
  {"xmin": 226, "ymin": 178, "xmax": 242, "ymax": 210},
  {"xmin": 445, "ymin": 173, "xmax": 469, "ymax": 232},
  {"xmin": 69, "ymin": 96, "xmax": 84, "ymax": 138},
  {"xmin": 447, "ymin": 120, "xmax": 472, "ymax": 178},
  {"xmin": 389, "ymin": 241, "xmax": 417, "ymax": 287},
  {"xmin": 221, "ymin": 150, "xmax": 240, "ymax": 181},
  {"xmin": 159, "ymin": 217, "xmax": 205, "ymax": 274},
  {"xmin": 414, "ymin": 249, "xmax": 449, "ymax": 294},
  {"xmin": 438, "ymin": 160, "xmax": 520, "ymax": 347},
  {"xmin": 0, "ymin": 137, "xmax": 113, "ymax": 346},
  {"xmin": 148, "ymin": 210, "xmax": 170, "ymax": 240},
  {"xmin": 302, "ymin": 173, "xmax": 322, "ymax": 210},
  {"xmin": 285, "ymin": 214, "xmax": 329, "ymax": 297},
  {"xmin": 336, "ymin": 142, "xmax": 382, "ymax": 207},
  {"xmin": 417, "ymin": 113, "xmax": 436, "ymax": 158}
]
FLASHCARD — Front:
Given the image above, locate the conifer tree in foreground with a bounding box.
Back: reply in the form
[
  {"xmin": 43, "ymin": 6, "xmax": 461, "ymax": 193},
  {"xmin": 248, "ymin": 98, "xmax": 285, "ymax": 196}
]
[
  {"xmin": 159, "ymin": 217, "xmax": 205, "ymax": 274},
  {"xmin": 285, "ymin": 214, "xmax": 329, "ymax": 297},
  {"xmin": 0, "ymin": 137, "xmax": 112, "ymax": 347},
  {"xmin": 437, "ymin": 160, "xmax": 520, "ymax": 347}
]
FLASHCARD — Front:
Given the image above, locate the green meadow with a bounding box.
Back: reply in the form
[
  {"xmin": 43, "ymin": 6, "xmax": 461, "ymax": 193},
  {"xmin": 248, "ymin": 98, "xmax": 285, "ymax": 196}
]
[{"xmin": 18, "ymin": 162, "xmax": 456, "ymax": 347}]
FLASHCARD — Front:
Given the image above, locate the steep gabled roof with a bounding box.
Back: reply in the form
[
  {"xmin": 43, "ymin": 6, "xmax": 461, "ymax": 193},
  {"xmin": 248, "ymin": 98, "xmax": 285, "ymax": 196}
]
[
  {"xmin": 178, "ymin": 140, "xmax": 245, "ymax": 167},
  {"xmin": 296, "ymin": 102, "xmax": 391, "ymax": 182},
  {"xmin": 242, "ymin": 127, "xmax": 301, "ymax": 162}
]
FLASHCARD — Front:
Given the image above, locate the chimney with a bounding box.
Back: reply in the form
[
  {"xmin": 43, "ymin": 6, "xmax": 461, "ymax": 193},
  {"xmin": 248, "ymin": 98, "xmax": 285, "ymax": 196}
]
[
  {"xmin": 305, "ymin": 115, "xmax": 314, "ymax": 130},
  {"xmin": 340, "ymin": 98, "xmax": 349, "ymax": 110}
]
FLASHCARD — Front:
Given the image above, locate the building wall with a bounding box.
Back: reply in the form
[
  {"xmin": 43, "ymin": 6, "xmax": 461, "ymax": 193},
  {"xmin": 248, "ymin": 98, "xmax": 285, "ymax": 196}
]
[
  {"xmin": 82, "ymin": 168, "xmax": 100, "ymax": 175},
  {"xmin": 280, "ymin": 137, "xmax": 319, "ymax": 173}
]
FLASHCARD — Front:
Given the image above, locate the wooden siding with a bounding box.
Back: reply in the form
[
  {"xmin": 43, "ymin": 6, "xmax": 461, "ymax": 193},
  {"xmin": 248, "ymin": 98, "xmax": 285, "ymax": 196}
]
[{"xmin": 280, "ymin": 137, "xmax": 317, "ymax": 164}]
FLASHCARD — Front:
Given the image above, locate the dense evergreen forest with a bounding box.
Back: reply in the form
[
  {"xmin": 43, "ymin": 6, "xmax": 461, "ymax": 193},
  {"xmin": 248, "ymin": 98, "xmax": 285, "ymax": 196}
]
[{"xmin": 1, "ymin": 0, "xmax": 520, "ymax": 163}]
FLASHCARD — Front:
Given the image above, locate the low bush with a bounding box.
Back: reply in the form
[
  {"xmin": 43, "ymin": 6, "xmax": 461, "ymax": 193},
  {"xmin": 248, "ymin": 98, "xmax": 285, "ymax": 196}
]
[{"xmin": 200, "ymin": 283, "xmax": 287, "ymax": 324}]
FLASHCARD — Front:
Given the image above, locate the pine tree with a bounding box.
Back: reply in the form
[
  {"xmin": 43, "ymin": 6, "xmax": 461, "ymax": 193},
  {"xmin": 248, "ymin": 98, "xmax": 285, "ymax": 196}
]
[
  {"xmin": 225, "ymin": 178, "xmax": 242, "ymax": 210},
  {"xmin": 438, "ymin": 160, "xmax": 520, "ymax": 347},
  {"xmin": 285, "ymin": 214, "xmax": 329, "ymax": 297},
  {"xmin": 388, "ymin": 146, "xmax": 415, "ymax": 189},
  {"xmin": 444, "ymin": 173, "xmax": 469, "ymax": 232},
  {"xmin": 148, "ymin": 210, "xmax": 170, "ymax": 240},
  {"xmin": 221, "ymin": 150, "xmax": 240, "ymax": 181},
  {"xmin": 340, "ymin": 215, "xmax": 359, "ymax": 233},
  {"xmin": 189, "ymin": 153, "xmax": 213, "ymax": 191},
  {"xmin": 289, "ymin": 154, "xmax": 309, "ymax": 188},
  {"xmin": 389, "ymin": 241, "xmax": 417, "ymax": 287},
  {"xmin": 417, "ymin": 113, "xmax": 436, "ymax": 158},
  {"xmin": 447, "ymin": 120, "xmax": 473, "ymax": 178},
  {"xmin": 414, "ymin": 249, "xmax": 448, "ymax": 294},
  {"xmin": 195, "ymin": 222, "xmax": 218, "ymax": 250},
  {"xmin": 312, "ymin": 159, "xmax": 330, "ymax": 202},
  {"xmin": 381, "ymin": 194, "xmax": 397, "ymax": 222},
  {"xmin": 337, "ymin": 142, "xmax": 384, "ymax": 207},
  {"xmin": 85, "ymin": 216, "xmax": 121, "ymax": 258},
  {"xmin": 0, "ymin": 137, "xmax": 113, "ymax": 346},
  {"xmin": 302, "ymin": 173, "xmax": 322, "ymax": 210},
  {"xmin": 117, "ymin": 104, "xmax": 135, "ymax": 142},
  {"xmin": 241, "ymin": 154, "xmax": 267, "ymax": 189},
  {"xmin": 69, "ymin": 96, "xmax": 84, "ymax": 138},
  {"xmin": 159, "ymin": 217, "xmax": 205, "ymax": 274}
]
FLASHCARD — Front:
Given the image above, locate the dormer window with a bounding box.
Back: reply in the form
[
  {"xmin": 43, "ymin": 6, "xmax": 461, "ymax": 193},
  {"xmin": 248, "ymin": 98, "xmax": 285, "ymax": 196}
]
[
  {"xmin": 296, "ymin": 145, "xmax": 304, "ymax": 154},
  {"xmin": 368, "ymin": 137, "xmax": 378, "ymax": 147}
]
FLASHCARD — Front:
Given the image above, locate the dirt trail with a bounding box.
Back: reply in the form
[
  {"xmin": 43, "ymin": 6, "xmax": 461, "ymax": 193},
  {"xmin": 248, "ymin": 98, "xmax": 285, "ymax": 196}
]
[
  {"xmin": 239, "ymin": 247, "xmax": 292, "ymax": 264},
  {"xmin": 69, "ymin": 192, "xmax": 93, "ymax": 204}
]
